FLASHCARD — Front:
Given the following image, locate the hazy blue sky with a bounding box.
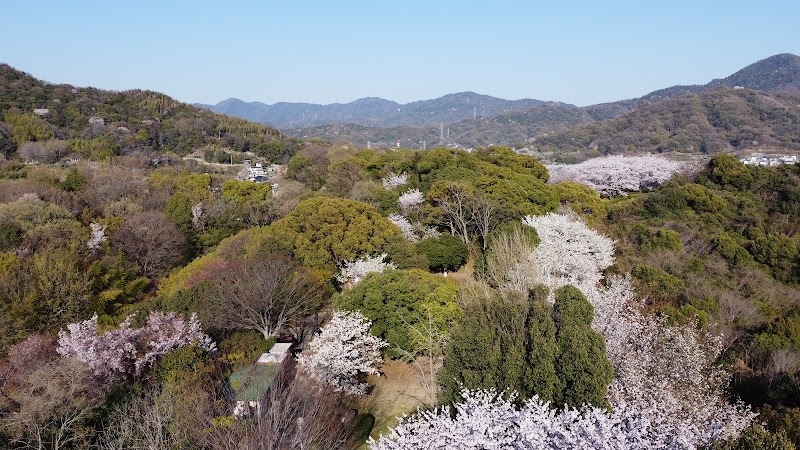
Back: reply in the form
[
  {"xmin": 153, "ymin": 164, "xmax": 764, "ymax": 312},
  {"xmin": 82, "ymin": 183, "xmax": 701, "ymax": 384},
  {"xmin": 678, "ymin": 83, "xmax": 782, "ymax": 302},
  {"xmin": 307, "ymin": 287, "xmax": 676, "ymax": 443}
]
[{"xmin": 3, "ymin": 1, "xmax": 799, "ymax": 106}]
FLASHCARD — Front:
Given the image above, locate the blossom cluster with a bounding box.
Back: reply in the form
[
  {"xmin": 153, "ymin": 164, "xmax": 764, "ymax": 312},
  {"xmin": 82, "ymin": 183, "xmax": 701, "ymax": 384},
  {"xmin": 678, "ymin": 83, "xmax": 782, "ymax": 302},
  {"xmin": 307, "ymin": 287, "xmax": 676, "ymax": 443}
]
[
  {"xmin": 548, "ymin": 155, "xmax": 684, "ymax": 197},
  {"xmin": 87, "ymin": 222, "xmax": 107, "ymax": 253},
  {"xmin": 398, "ymin": 188, "xmax": 425, "ymax": 214},
  {"xmin": 382, "ymin": 171, "xmax": 409, "ymax": 189},
  {"xmin": 370, "ymin": 389, "xmax": 676, "ymax": 450},
  {"xmin": 336, "ymin": 253, "xmax": 396, "ymax": 285},
  {"xmin": 57, "ymin": 311, "xmax": 216, "ymax": 380},
  {"xmin": 523, "ymin": 213, "xmax": 615, "ymax": 296},
  {"xmin": 588, "ymin": 276, "xmax": 755, "ymax": 447},
  {"xmin": 297, "ymin": 310, "xmax": 387, "ymax": 395},
  {"xmin": 389, "ymin": 214, "xmax": 418, "ymax": 242}
]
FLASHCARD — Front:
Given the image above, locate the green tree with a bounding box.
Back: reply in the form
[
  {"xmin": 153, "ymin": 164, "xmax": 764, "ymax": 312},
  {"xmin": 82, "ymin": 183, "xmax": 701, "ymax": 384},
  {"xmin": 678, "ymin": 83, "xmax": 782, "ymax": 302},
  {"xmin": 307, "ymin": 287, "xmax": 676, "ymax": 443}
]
[
  {"xmin": 0, "ymin": 222, "xmax": 22, "ymax": 251},
  {"xmin": 335, "ymin": 269, "xmax": 459, "ymax": 357},
  {"xmin": 416, "ymin": 235, "xmax": 469, "ymax": 272},
  {"xmin": 439, "ymin": 286, "xmax": 526, "ymax": 405},
  {"xmin": 62, "ymin": 169, "xmax": 86, "ymax": 192},
  {"xmin": 552, "ymin": 285, "xmax": 613, "ymax": 408},
  {"xmin": 522, "ymin": 286, "xmax": 558, "ymax": 403},
  {"xmin": 269, "ymin": 197, "xmax": 404, "ymax": 279},
  {"xmin": 705, "ymin": 154, "xmax": 754, "ymax": 190},
  {"xmin": 440, "ymin": 284, "xmax": 612, "ymax": 409},
  {"xmin": 221, "ymin": 179, "xmax": 273, "ymax": 226},
  {"xmin": 716, "ymin": 423, "xmax": 796, "ymax": 450},
  {"xmin": 221, "ymin": 179, "xmax": 271, "ymax": 205},
  {"xmin": 255, "ymin": 139, "xmax": 289, "ymax": 162}
]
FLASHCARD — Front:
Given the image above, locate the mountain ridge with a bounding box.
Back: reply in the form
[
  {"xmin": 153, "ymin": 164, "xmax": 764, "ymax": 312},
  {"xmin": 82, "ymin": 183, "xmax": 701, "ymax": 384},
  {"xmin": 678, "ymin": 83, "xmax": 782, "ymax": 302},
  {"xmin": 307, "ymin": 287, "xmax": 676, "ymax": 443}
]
[
  {"xmin": 197, "ymin": 91, "xmax": 562, "ymax": 128},
  {"xmin": 281, "ymin": 54, "xmax": 800, "ymax": 153},
  {"xmin": 199, "ymin": 54, "xmax": 800, "ymax": 131}
]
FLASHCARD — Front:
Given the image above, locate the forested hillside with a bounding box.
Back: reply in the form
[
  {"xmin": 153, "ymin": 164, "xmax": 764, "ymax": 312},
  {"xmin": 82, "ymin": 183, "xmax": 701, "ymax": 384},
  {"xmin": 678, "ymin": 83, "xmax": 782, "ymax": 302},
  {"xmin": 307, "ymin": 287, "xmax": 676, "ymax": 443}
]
[
  {"xmin": 0, "ymin": 64, "xmax": 298, "ymax": 163},
  {"xmin": 213, "ymin": 53, "xmax": 800, "ymax": 156},
  {"xmin": 1, "ymin": 68, "xmax": 799, "ymax": 449},
  {"xmin": 292, "ymin": 102, "xmax": 593, "ymax": 149},
  {"xmin": 293, "ymin": 86, "xmax": 800, "ymax": 163},
  {"xmin": 536, "ymin": 88, "xmax": 800, "ymax": 162}
]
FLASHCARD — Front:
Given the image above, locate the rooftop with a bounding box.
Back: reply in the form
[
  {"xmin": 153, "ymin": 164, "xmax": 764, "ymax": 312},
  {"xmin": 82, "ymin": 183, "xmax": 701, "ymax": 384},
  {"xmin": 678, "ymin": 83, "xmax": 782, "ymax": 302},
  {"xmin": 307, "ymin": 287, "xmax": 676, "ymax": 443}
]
[
  {"xmin": 229, "ymin": 342, "xmax": 293, "ymax": 401},
  {"xmin": 230, "ymin": 364, "xmax": 281, "ymax": 401}
]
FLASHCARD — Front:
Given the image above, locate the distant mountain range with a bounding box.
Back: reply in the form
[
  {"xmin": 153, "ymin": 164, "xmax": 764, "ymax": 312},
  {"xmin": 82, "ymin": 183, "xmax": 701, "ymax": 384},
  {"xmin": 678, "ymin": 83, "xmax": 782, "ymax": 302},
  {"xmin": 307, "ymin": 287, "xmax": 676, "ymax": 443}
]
[
  {"xmin": 196, "ymin": 92, "xmax": 559, "ymax": 128},
  {"xmin": 197, "ymin": 53, "xmax": 800, "ymax": 153}
]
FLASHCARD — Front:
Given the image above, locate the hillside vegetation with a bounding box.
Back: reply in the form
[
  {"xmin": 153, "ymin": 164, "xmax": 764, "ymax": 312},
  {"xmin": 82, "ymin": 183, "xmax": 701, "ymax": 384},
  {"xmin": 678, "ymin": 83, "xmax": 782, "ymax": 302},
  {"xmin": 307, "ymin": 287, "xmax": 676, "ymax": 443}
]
[
  {"xmin": 292, "ymin": 102, "xmax": 594, "ymax": 149},
  {"xmin": 1, "ymin": 67, "xmax": 800, "ymax": 449},
  {"xmin": 0, "ymin": 64, "xmax": 298, "ymax": 163},
  {"xmin": 536, "ymin": 88, "xmax": 800, "ymax": 162}
]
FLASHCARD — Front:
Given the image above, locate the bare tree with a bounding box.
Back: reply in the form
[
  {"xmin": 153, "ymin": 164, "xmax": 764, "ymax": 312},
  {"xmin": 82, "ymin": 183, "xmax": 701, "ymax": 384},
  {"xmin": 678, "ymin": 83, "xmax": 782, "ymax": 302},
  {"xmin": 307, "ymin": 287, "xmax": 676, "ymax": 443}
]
[
  {"xmin": 98, "ymin": 384, "xmax": 194, "ymax": 450},
  {"xmin": 1, "ymin": 358, "xmax": 105, "ymax": 450},
  {"xmin": 110, "ymin": 211, "xmax": 187, "ymax": 279},
  {"xmin": 468, "ymin": 192, "xmax": 500, "ymax": 250},
  {"xmin": 205, "ymin": 255, "xmax": 326, "ymax": 341},
  {"xmin": 431, "ymin": 182, "xmax": 472, "ymax": 245},
  {"xmin": 201, "ymin": 373, "xmax": 359, "ymax": 450},
  {"xmin": 767, "ymin": 348, "xmax": 800, "ymax": 383},
  {"xmin": 17, "ymin": 139, "xmax": 68, "ymax": 164},
  {"xmin": 482, "ymin": 223, "xmax": 539, "ymax": 293},
  {"xmin": 394, "ymin": 306, "xmax": 451, "ymax": 406}
]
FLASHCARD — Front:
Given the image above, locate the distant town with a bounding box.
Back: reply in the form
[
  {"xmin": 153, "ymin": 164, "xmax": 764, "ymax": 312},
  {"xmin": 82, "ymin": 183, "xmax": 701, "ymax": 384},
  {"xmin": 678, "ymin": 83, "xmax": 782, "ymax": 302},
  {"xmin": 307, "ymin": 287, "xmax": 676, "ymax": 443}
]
[{"xmin": 739, "ymin": 154, "xmax": 798, "ymax": 166}]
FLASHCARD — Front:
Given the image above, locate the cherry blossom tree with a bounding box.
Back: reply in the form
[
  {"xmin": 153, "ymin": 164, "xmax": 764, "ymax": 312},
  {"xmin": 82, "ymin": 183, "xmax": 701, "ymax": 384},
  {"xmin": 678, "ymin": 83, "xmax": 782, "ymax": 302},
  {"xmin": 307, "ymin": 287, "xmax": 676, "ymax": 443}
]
[
  {"xmin": 389, "ymin": 214, "xmax": 418, "ymax": 242},
  {"xmin": 297, "ymin": 310, "xmax": 387, "ymax": 395},
  {"xmin": 586, "ymin": 276, "xmax": 755, "ymax": 448},
  {"xmin": 523, "ymin": 212, "xmax": 615, "ymax": 296},
  {"xmin": 369, "ymin": 389, "xmax": 671, "ymax": 450},
  {"xmin": 57, "ymin": 311, "xmax": 216, "ymax": 380},
  {"xmin": 548, "ymin": 155, "xmax": 684, "ymax": 197},
  {"xmin": 86, "ymin": 222, "xmax": 107, "ymax": 254},
  {"xmin": 398, "ymin": 188, "xmax": 425, "ymax": 215},
  {"xmin": 336, "ymin": 253, "xmax": 396, "ymax": 286},
  {"xmin": 382, "ymin": 171, "xmax": 408, "ymax": 189}
]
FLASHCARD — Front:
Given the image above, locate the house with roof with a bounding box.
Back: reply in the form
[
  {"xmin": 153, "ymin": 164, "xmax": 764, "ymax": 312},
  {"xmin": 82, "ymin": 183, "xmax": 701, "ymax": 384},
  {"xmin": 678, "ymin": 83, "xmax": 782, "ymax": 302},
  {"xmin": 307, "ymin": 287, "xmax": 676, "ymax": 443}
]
[{"xmin": 230, "ymin": 342, "xmax": 293, "ymax": 418}]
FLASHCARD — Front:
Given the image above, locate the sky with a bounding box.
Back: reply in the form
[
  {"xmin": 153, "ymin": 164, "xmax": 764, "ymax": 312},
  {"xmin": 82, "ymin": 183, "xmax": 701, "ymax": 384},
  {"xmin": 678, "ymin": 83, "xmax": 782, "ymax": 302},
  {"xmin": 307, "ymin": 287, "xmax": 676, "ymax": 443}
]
[{"xmin": 3, "ymin": 0, "xmax": 799, "ymax": 107}]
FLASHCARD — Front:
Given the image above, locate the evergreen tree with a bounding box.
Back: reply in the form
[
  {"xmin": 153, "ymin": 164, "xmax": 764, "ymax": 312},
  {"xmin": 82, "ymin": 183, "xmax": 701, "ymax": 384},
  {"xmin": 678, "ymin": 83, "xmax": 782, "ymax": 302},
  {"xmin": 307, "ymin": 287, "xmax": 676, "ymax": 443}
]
[
  {"xmin": 438, "ymin": 290, "xmax": 516, "ymax": 405},
  {"xmin": 552, "ymin": 285, "xmax": 614, "ymax": 408},
  {"xmin": 522, "ymin": 286, "xmax": 558, "ymax": 403},
  {"xmin": 440, "ymin": 283, "xmax": 613, "ymax": 409}
]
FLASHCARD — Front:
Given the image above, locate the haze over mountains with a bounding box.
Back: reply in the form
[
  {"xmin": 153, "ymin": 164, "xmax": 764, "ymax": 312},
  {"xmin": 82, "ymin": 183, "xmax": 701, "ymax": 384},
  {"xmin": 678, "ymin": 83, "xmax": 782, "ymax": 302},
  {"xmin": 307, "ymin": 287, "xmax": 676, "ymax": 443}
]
[
  {"xmin": 198, "ymin": 53, "xmax": 800, "ymax": 156},
  {"xmin": 196, "ymin": 93, "xmax": 558, "ymax": 128}
]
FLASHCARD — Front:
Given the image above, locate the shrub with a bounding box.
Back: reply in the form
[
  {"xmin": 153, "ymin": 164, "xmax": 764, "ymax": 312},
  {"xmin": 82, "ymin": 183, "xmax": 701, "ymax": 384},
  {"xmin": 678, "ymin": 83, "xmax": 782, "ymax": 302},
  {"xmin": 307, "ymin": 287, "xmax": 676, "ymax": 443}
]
[{"xmin": 416, "ymin": 235, "xmax": 469, "ymax": 272}]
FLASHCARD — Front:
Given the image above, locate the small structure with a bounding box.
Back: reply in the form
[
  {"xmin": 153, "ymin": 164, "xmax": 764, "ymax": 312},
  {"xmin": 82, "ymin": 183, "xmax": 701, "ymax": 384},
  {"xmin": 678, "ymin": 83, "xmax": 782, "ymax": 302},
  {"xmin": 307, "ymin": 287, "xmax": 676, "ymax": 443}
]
[
  {"xmin": 740, "ymin": 154, "xmax": 798, "ymax": 166},
  {"xmin": 238, "ymin": 161, "xmax": 285, "ymax": 183},
  {"xmin": 230, "ymin": 343, "xmax": 293, "ymax": 418}
]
